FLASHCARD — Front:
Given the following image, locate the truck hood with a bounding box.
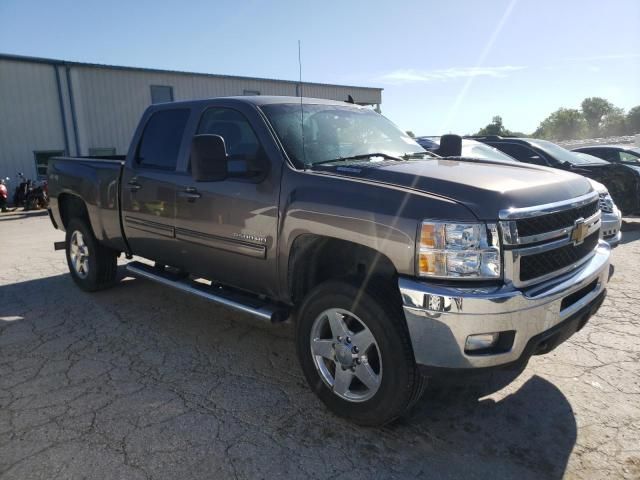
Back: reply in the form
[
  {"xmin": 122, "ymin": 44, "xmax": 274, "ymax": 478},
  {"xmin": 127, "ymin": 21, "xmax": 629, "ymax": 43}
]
[{"xmin": 314, "ymin": 157, "xmax": 593, "ymax": 219}]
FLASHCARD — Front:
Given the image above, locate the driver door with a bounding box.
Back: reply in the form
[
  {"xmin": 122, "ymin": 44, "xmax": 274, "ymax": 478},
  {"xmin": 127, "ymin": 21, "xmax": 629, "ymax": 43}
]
[{"xmin": 172, "ymin": 106, "xmax": 280, "ymax": 296}]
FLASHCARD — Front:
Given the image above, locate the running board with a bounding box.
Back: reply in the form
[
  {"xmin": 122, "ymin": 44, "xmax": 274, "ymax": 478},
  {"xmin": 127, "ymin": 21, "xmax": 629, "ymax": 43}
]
[{"xmin": 125, "ymin": 261, "xmax": 288, "ymax": 323}]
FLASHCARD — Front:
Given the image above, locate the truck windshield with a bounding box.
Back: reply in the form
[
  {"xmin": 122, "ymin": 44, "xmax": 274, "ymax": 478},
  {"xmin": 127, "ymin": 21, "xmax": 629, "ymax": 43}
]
[{"xmin": 261, "ymin": 103, "xmax": 425, "ymax": 167}]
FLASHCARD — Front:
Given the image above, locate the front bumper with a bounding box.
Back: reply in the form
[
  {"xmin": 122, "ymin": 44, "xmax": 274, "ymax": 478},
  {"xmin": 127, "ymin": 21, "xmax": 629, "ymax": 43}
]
[
  {"xmin": 601, "ymin": 207, "xmax": 622, "ymax": 247},
  {"xmin": 400, "ymin": 241, "xmax": 611, "ymax": 370}
]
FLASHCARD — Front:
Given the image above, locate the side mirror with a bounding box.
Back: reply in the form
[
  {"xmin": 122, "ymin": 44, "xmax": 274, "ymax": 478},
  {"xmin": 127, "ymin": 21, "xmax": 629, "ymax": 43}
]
[
  {"xmin": 437, "ymin": 134, "xmax": 462, "ymax": 157},
  {"xmin": 191, "ymin": 134, "xmax": 228, "ymax": 182}
]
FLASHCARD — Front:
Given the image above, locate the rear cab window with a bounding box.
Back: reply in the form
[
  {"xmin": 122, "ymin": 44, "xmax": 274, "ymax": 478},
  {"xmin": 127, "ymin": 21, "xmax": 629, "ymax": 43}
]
[{"xmin": 136, "ymin": 109, "xmax": 191, "ymax": 170}]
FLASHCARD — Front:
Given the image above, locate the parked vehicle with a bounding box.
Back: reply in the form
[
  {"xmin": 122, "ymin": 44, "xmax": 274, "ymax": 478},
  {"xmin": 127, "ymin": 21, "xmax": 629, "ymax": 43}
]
[
  {"xmin": 572, "ymin": 145, "xmax": 640, "ymax": 166},
  {"xmin": 47, "ymin": 97, "xmax": 612, "ymax": 425},
  {"xmin": 9, "ymin": 173, "xmax": 48, "ymax": 210},
  {"xmin": 586, "ymin": 178, "xmax": 622, "ymax": 247},
  {"xmin": 471, "ymin": 136, "xmax": 640, "ymax": 215},
  {"xmin": 12, "ymin": 173, "xmax": 30, "ymax": 208},
  {"xmin": 416, "ymin": 136, "xmax": 517, "ymax": 163},
  {"xmin": 24, "ymin": 179, "xmax": 48, "ymax": 210}
]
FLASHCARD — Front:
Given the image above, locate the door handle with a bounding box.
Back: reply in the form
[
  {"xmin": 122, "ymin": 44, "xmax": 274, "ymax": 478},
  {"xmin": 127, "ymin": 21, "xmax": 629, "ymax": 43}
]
[
  {"xmin": 128, "ymin": 179, "xmax": 141, "ymax": 192},
  {"xmin": 178, "ymin": 187, "xmax": 201, "ymax": 201}
]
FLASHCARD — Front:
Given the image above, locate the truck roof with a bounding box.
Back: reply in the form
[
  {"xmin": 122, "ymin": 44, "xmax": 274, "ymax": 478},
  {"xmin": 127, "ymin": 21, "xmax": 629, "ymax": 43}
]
[{"xmin": 149, "ymin": 95, "xmax": 360, "ymax": 110}]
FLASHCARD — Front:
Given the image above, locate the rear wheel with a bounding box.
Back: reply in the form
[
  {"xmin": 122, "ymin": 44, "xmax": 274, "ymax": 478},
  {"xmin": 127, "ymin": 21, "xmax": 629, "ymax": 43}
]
[
  {"xmin": 65, "ymin": 219, "xmax": 118, "ymax": 291},
  {"xmin": 296, "ymin": 280, "xmax": 425, "ymax": 426}
]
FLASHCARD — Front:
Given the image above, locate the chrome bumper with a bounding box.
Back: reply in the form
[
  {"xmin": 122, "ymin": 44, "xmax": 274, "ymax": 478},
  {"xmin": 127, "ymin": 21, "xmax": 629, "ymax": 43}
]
[
  {"xmin": 400, "ymin": 241, "xmax": 611, "ymax": 369},
  {"xmin": 601, "ymin": 207, "xmax": 622, "ymax": 247}
]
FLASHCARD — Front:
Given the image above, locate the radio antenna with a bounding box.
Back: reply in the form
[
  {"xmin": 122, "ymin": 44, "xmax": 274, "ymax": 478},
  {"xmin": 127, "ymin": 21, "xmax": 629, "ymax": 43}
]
[{"xmin": 298, "ymin": 40, "xmax": 307, "ymax": 167}]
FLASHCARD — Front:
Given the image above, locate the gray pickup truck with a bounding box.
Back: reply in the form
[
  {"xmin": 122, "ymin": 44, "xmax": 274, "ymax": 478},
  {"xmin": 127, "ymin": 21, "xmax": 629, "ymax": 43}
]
[{"xmin": 47, "ymin": 96, "xmax": 612, "ymax": 425}]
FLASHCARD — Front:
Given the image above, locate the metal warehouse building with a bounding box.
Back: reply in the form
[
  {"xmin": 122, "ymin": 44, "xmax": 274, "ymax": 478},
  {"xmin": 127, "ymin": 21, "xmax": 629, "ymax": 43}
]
[{"xmin": 0, "ymin": 53, "xmax": 382, "ymax": 180}]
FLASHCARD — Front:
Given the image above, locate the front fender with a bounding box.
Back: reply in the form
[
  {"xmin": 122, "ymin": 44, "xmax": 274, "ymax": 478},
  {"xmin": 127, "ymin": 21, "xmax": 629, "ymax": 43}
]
[{"xmin": 277, "ymin": 167, "xmax": 477, "ymax": 301}]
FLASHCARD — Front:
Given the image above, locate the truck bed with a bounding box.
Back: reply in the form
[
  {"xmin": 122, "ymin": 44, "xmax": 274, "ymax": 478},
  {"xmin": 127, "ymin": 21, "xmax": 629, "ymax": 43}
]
[{"xmin": 47, "ymin": 155, "xmax": 128, "ymax": 252}]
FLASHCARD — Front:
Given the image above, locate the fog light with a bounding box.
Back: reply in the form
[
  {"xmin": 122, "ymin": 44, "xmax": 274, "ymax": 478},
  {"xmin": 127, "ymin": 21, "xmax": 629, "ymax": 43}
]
[{"xmin": 465, "ymin": 333, "xmax": 499, "ymax": 352}]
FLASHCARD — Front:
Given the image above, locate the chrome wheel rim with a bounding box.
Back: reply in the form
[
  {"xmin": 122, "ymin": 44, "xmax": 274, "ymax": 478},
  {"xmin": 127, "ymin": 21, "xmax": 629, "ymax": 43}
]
[
  {"xmin": 310, "ymin": 308, "xmax": 382, "ymax": 402},
  {"xmin": 69, "ymin": 231, "xmax": 89, "ymax": 279}
]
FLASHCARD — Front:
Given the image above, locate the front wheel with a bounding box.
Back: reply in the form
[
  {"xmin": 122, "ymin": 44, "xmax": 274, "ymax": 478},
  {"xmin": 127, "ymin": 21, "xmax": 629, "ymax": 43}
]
[
  {"xmin": 296, "ymin": 280, "xmax": 425, "ymax": 426},
  {"xmin": 65, "ymin": 219, "xmax": 118, "ymax": 292}
]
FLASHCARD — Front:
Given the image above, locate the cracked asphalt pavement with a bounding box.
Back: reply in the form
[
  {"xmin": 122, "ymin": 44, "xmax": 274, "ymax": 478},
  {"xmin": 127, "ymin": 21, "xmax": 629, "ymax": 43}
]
[{"xmin": 1, "ymin": 212, "xmax": 639, "ymax": 479}]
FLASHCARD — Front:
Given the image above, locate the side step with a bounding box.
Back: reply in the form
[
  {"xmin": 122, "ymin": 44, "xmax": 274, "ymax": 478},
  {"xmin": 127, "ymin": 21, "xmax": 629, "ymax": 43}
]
[{"xmin": 125, "ymin": 261, "xmax": 289, "ymax": 323}]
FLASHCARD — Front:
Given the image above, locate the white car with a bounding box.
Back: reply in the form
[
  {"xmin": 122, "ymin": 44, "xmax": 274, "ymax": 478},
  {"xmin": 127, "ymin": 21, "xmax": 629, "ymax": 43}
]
[{"xmin": 588, "ymin": 178, "xmax": 622, "ymax": 247}]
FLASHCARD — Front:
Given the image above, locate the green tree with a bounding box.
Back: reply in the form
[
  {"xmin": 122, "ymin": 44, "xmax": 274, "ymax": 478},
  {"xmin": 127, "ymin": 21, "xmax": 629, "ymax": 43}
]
[
  {"xmin": 535, "ymin": 108, "xmax": 586, "ymax": 140},
  {"xmin": 581, "ymin": 97, "xmax": 614, "ymax": 136},
  {"xmin": 627, "ymin": 106, "xmax": 640, "ymax": 134},
  {"xmin": 600, "ymin": 107, "xmax": 627, "ymax": 136},
  {"xmin": 475, "ymin": 116, "xmax": 509, "ymax": 136}
]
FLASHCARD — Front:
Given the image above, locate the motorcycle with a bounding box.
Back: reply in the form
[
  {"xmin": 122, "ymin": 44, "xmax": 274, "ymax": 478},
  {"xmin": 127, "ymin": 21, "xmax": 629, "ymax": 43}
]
[
  {"xmin": 12, "ymin": 173, "xmax": 29, "ymax": 208},
  {"xmin": 13, "ymin": 173, "xmax": 49, "ymax": 210},
  {"xmin": 32, "ymin": 180, "xmax": 48, "ymax": 210}
]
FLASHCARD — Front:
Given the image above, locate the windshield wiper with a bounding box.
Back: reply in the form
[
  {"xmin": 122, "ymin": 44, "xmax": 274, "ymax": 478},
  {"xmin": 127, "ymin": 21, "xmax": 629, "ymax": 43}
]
[
  {"xmin": 310, "ymin": 152, "xmax": 405, "ymax": 167},
  {"xmin": 402, "ymin": 151, "xmax": 435, "ymax": 159}
]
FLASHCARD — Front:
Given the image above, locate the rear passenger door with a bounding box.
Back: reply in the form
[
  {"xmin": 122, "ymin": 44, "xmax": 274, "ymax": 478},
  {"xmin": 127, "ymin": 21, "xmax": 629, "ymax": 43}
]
[{"xmin": 121, "ymin": 108, "xmax": 191, "ymax": 264}]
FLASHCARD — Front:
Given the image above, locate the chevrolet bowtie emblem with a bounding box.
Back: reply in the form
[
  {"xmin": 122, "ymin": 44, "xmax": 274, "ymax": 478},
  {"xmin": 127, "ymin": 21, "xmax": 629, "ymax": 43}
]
[{"xmin": 571, "ymin": 218, "xmax": 589, "ymax": 245}]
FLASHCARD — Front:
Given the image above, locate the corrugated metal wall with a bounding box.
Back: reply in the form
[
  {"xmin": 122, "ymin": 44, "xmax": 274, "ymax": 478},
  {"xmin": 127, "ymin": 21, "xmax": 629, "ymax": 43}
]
[
  {"xmin": 0, "ymin": 56, "xmax": 382, "ymax": 180},
  {"xmin": 75, "ymin": 67, "xmax": 381, "ymax": 156},
  {"xmin": 0, "ymin": 59, "xmax": 67, "ymax": 181}
]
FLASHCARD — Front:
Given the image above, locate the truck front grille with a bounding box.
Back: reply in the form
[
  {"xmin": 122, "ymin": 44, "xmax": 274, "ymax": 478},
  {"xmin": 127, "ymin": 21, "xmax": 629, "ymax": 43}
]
[
  {"xmin": 519, "ymin": 231, "xmax": 599, "ymax": 281},
  {"xmin": 516, "ymin": 200, "xmax": 598, "ymax": 237},
  {"xmin": 500, "ymin": 192, "xmax": 601, "ymax": 287}
]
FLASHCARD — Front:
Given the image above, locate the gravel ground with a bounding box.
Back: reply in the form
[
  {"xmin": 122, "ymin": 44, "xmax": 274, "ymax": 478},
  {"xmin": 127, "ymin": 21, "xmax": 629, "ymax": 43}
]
[
  {"xmin": 558, "ymin": 135, "xmax": 639, "ymax": 149},
  {"xmin": 1, "ymin": 212, "xmax": 639, "ymax": 479}
]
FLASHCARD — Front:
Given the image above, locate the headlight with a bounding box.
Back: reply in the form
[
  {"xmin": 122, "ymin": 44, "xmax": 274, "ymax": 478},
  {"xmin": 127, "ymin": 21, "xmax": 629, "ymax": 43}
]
[
  {"xmin": 418, "ymin": 222, "xmax": 501, "ymax": 278},
  {"xmin": 598, "ymin": 192, "xmax": 614, "ymax": 214}
]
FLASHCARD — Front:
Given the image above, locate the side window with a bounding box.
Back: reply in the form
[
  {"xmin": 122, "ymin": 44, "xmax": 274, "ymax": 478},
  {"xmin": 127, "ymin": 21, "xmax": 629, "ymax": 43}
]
[
  {"xmin": 594, "ymin": 149, "xmax": 617, "ymax": 162},
  {"xmin": 136, "ymin": 109, "xmax": 190, "ymax": 170},
  {"xmin": 619, "ymin": 152, "xmax": 638, "ymax": 163},
  {"xmin": 197, "ymin": 108, "xmax": 261, "ymax": 160},
  {"xmin": 150, "ymin": 85, "xmax": 174, "ymax": 104},
  {"xmin": 491, "ymin": 143, "xmax": 548, "ymax": 165}
]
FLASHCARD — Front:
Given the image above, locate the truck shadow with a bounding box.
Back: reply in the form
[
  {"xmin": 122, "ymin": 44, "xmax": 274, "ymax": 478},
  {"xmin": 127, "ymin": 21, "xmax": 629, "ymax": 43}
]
[
  {"xmin": 391, "ymin": 376, "xmax": 576, "ymax": 478},
  {"xmin": 0, "ymin": 269, "xmax": 576, "ymax": 479}
]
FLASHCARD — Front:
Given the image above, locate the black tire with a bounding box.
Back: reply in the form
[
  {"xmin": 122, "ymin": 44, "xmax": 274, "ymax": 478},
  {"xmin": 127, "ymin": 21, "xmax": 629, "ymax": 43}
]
[
  {"xmin": 296, "ymin": 279, "xmax": 425, "ymax": 426},
  {"xmin": 65, "ymin": 218, "xmax": 118, "ymax": 292}
]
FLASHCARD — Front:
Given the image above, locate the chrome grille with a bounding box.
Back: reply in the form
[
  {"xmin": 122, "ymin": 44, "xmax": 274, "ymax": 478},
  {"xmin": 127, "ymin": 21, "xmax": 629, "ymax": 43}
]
[
  {"xmin": 515, "ymin": 200, "xmax": 598, "ymax": 237},
  {"xmin": 598, "ymin": 192, "xmax": 613, "ymax": 213},
  {"xmin": 519, "ymin": 231, "xmax": 599, "ymax": 281},
  {"xmin": 500, "ymin": 192, "xmax": 602, "ymax": 287}
]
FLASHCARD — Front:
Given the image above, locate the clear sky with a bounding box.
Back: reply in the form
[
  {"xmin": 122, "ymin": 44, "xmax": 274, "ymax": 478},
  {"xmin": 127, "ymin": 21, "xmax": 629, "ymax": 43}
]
[{"xmin": 1, "ymin": 0, "xmax": 639, "ymax": 135}]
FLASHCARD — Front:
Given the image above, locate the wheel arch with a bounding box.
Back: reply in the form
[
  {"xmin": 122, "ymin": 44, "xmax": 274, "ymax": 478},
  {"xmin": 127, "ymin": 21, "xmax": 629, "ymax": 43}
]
[
  {"xmin": 58, "ymin": 193, "xmax": 93, "ymax": 233},
  {"xmin": 287, "ymin": 233, "xmax": 401, "ymax": 307}
]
